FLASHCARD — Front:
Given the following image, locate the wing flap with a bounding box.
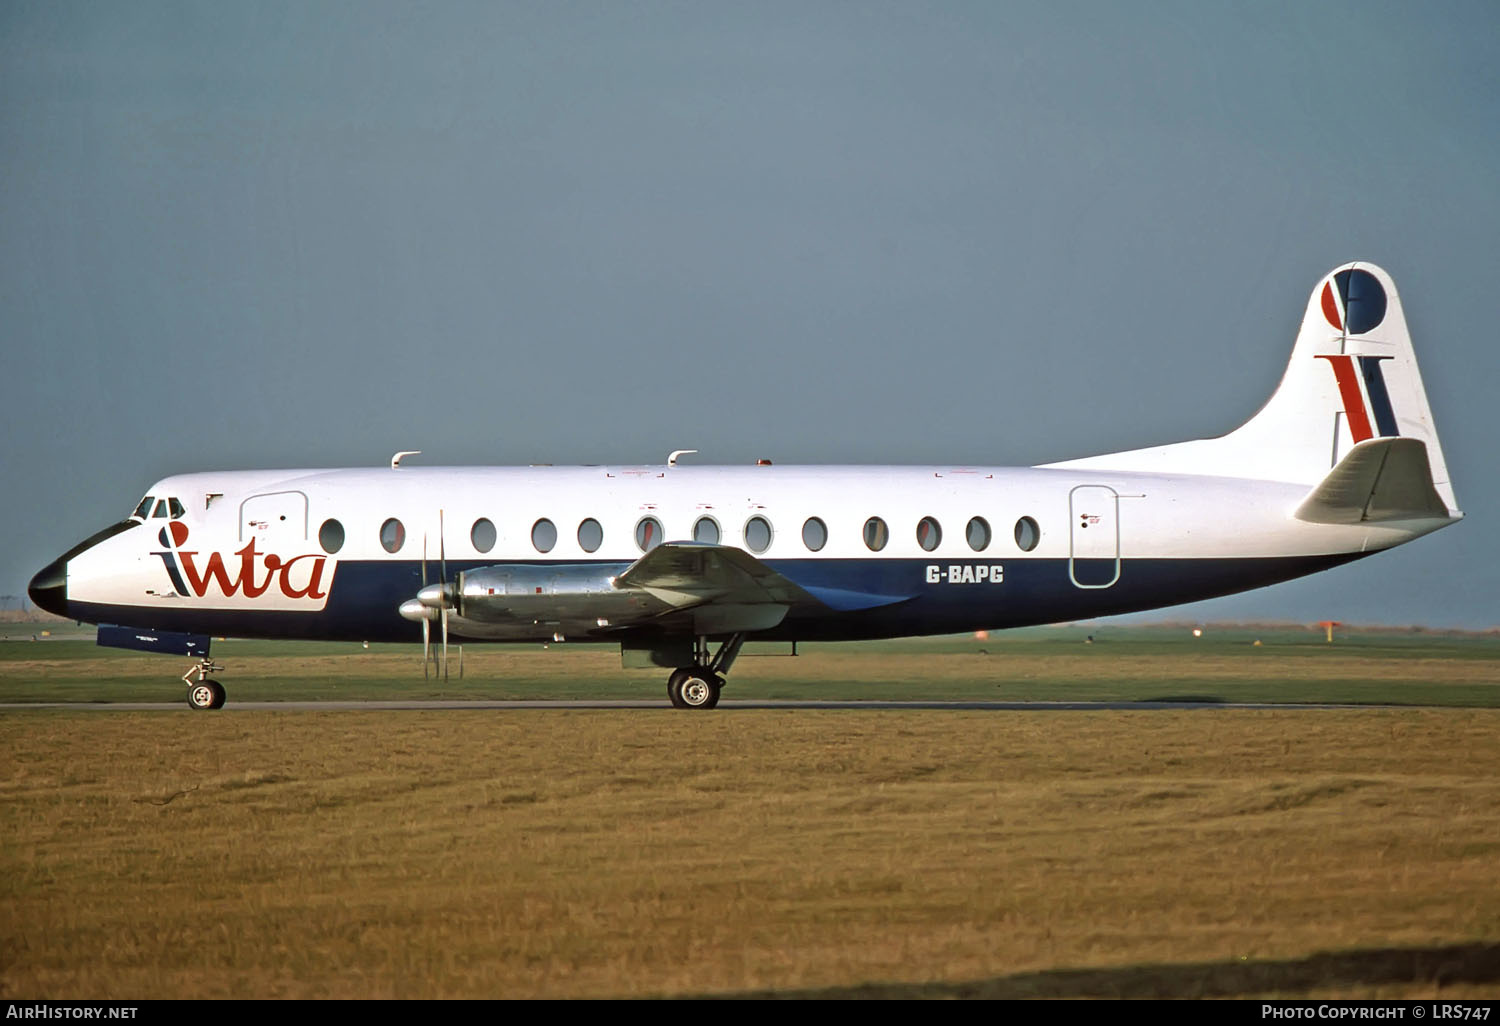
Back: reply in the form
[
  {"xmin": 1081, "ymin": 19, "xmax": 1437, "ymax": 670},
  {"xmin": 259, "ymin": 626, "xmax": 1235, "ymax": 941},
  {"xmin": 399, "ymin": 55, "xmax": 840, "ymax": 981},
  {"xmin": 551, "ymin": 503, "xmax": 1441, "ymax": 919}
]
[
  {"xmin": 615, "ymin": 541, "xmax": 802, "ymax": 603},
  {"xmin": 614, "ymin": 542, "xmax": 911, "ymax": 633}
]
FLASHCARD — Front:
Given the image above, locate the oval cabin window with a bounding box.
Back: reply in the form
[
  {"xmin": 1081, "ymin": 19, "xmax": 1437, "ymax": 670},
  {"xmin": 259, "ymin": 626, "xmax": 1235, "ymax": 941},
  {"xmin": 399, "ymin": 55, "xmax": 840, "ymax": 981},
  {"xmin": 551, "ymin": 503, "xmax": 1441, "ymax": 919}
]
[
  {"xmin": 744, "ymin": 516, "xmax": 772, "ymax": 553},
  {"xmin": 471, "ymin": 518, "xmax": 497, "ymax": 553},
  {"xmin": 916, "ymin": 517, "xmax": 942, "ymax": 552},
  {"xmin": 966, "ymin": 517, "xmax": 991, "ymax": 552},
  {"xmin": 379, "ymin": 518, "xmax": 405, "ymax": 553},
  {"xmin": 1014, "ymin": 516, "xmax": 1041, "ymax": 552},
  {"xmin": 635, "ymin": 517, "xmax": 663, "ymax": 552}
]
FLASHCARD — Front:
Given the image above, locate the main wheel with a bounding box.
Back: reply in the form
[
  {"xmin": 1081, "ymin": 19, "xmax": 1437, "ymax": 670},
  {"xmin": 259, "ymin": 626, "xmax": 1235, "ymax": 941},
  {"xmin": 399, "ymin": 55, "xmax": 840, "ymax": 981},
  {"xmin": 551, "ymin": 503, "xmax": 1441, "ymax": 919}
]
[
  {"xmin": 188, "ymin": 680, "xmax": 226, "ymax": 710},
  {"xmin": 667, "ymin": 668, "xmax": 691, "ymax": 709},
  {"xmin": 673, "ymin": 671, "xmax": 721, "ymax": 710}
]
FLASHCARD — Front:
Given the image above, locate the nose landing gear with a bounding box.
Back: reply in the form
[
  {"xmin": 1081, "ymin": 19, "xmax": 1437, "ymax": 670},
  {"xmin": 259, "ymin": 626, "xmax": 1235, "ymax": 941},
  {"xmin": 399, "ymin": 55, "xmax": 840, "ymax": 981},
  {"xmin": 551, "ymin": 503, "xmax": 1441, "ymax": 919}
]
[{"xmin": 183, "ymin": 657, "xmax": 227, "ymax": 710}]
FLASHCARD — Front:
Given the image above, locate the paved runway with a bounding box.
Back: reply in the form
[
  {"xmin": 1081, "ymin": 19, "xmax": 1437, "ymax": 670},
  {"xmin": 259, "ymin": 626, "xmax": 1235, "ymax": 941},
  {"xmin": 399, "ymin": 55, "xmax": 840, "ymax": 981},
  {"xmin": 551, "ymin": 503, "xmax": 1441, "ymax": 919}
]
[{"xmin": 0, "ymin": 699, "xmax": 1397, "ymax": 711}]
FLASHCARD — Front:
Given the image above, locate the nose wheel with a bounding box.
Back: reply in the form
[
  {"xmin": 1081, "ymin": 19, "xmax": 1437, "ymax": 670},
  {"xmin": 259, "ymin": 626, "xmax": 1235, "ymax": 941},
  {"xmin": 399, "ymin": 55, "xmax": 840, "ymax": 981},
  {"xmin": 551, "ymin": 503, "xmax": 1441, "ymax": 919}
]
[
  {"xmin": 187, "ymin": 680, "xmax": 226, "ymax": 710},
  {"xmin": 183, "ymin": 658, "xmax": 227, "ymax": 710}
]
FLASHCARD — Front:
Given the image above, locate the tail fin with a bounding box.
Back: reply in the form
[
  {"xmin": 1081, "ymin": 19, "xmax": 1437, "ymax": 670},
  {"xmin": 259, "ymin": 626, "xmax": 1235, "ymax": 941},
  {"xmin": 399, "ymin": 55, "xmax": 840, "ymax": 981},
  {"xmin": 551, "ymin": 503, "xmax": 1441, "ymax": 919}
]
[{"xmin": 1045, "ymin": 262, "xmax": 1459, "ymax": 513}]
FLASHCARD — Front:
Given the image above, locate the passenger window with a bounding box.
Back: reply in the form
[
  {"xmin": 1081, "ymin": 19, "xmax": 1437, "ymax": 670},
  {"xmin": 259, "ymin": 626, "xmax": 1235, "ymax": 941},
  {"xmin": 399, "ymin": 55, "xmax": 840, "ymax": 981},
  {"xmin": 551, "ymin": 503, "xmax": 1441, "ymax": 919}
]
[
  {"xmin": 1014, "ymin": 516, "xmax": 1040, "ymax": 552},
  {"xmin": 471, "ymin": 518, "xmax": 496, "ymax": 553},
  {"xmin": 966, "ymin": 517, "xmax": 992, "ymax": 551},
  {"xmin": 693, "ymin": 517, "xmax": 720, "ymax": 544},
  {"xmin": 916, "ymin": 517, "xmax": 942, "ymax": 552},
  {"xmin": 318, "ymin": 519, "xmax": 345, "ymax": 554},
  {"xmin": 635, "ymin": 516, "xmax": 663, "ymax": 552},
  {"xmin": 380, "ymin": 518, "xmax": 406, "ymax": 553},
  {"xmin": 531, "ymin": 518, "xmax": 557, "ymax": 553},
  {"xmin": 802, "ymin": 517, "xmax": 827, "ymax": 552},
  {"xmin": 578, "ymin": 518, "xmax": 603, "ymax": 553},
  {"xmin": 744, "ymin": 516, "xmax": 772, "ymax": 553},
  {"xmin": 168, "ymin": 497, "xmax": 186, "ymax": 519},
  {"xmin": 863, "ymin": 517, "xmax": 889, "ymax": 552}
]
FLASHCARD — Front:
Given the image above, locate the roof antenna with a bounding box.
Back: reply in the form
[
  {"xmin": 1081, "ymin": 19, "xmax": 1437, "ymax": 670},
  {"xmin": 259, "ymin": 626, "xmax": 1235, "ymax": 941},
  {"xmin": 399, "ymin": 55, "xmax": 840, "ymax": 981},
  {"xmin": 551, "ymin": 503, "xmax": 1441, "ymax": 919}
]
[
  {"xmin": 391, "ymin": 450, "xmax": 422, "ymax": 468},
  {"xmin": 667, "ymin": 449, "xmax": 697, "ymax": 467}
]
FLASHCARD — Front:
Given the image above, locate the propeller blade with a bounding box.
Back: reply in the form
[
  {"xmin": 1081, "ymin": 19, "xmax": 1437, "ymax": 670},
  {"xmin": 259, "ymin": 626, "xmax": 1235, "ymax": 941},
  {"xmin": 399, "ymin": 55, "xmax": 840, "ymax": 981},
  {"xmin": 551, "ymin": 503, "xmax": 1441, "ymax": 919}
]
[
  {"xmin": 438, "ymin": 510, "xmax": 450, "ymax": 681},
  {"xmin": 422, "ymin": 534, "xmax": 429, "ymax": 678}
]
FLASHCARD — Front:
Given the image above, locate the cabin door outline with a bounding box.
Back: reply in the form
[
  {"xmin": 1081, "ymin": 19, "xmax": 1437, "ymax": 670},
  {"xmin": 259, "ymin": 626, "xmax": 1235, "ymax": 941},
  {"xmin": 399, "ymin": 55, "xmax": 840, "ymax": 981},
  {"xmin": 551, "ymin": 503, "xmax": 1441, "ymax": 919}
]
[
  {"xmin": 1068, "ymin": 484, "xmax": 1120, "ymax": 589},
  {"xmin": 239, "ymin": 490, "xmax": 310, "ymax": 546}
]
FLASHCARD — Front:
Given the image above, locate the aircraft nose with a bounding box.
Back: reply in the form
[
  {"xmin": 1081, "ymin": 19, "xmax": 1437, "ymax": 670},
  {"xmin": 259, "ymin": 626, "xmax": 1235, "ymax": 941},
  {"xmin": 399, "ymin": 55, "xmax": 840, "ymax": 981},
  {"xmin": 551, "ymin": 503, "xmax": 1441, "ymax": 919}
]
[{"xmin": 28, "ymin": 555, "xmax": 68, "ymax": 618}]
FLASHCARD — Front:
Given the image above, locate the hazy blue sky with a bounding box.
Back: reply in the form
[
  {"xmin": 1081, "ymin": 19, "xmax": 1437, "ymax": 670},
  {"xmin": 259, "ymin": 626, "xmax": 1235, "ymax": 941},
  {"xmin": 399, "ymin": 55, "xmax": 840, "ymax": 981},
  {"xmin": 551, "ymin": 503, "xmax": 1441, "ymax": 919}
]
[{"xmin": 3, "ymin": 1, "xmax": 1496, "ymax": 627}]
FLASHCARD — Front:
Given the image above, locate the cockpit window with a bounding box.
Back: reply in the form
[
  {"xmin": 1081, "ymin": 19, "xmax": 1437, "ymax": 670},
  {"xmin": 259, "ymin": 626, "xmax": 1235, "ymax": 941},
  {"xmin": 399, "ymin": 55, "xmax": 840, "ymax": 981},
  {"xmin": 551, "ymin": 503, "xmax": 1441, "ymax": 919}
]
[
  {"xmin": 133, "ymin": 496, "xmax": 154, "ymax": 519},
  {"xmin": 152, "ymin": 500, "xmax": 169, "ymax": 518},
  {"xmin": 168, "ymin": 497, "xmax": 185, "ymax": 519}
]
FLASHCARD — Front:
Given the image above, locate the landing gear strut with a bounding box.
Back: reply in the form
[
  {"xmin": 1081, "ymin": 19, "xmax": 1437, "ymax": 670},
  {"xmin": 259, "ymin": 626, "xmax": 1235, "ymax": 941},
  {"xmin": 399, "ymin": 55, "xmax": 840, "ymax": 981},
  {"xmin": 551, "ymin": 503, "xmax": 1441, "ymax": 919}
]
[
  {"xmin": 666, "ymin": 633, "xmax": 745, "ymax": 710},
  {"xmin": 183, "ymin": 657, "xmax": 227, "ymax": 710}
]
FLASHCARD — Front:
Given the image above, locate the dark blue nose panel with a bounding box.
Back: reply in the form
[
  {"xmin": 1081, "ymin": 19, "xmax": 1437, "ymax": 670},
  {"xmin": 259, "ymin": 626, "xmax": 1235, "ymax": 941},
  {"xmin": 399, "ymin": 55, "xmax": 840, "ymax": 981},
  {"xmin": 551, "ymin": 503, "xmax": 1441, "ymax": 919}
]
[{"xmin": 28, "ymin": 556, "xmax": 68, "ymax": 617}]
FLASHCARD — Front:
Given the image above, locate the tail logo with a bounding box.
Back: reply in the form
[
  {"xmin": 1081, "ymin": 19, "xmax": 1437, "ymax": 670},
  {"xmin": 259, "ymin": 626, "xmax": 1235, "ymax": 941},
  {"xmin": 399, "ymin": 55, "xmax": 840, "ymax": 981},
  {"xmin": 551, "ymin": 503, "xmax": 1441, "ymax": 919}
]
[
  {"xmin": 1320, "ymin": 269, "xmax": 1387, "ymax": 335},
  {"xmin": 1317, "ymin": 354, "xmax": 1398, "ymax": 443}
]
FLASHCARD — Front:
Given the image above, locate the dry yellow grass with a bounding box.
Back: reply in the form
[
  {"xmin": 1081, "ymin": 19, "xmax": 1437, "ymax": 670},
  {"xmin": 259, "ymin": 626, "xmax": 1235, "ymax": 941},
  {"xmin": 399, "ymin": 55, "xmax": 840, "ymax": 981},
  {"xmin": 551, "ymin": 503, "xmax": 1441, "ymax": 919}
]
[
  {"xmin": 3, "ymin": 709, "xmax": 1499, "ymax": 998},
  {"xmin": 5, "ymin": 638, "xmax": 1497, "ymax": 704}
]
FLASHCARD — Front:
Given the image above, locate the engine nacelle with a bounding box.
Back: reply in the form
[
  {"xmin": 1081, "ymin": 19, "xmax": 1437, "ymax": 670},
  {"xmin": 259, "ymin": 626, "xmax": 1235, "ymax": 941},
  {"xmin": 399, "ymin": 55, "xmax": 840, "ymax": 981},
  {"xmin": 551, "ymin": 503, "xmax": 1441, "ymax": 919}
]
[{"xmin": 457, "ymin": 563, "xmax": 658, "ymax": 625}]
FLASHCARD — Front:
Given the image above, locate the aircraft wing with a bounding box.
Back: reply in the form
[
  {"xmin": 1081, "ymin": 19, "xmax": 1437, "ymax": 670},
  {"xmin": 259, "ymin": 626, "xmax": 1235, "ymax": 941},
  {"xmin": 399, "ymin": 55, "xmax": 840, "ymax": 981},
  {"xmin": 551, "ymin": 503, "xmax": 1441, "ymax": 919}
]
[
  {"xmin": 449, "ymin": 542, "xmax": 912, "ymax": 639},
  {"xmin": 614, "ymin": 542, "xmax": 910, "ymax": 634}
]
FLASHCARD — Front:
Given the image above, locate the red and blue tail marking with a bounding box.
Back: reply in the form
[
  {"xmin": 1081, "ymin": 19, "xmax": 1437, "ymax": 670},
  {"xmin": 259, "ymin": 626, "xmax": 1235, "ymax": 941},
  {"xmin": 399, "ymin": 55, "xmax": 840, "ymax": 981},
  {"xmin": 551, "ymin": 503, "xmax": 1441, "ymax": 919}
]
[{"xmin": 1316, "ymin": 354, "xmax": 1398, "ymax": 443}]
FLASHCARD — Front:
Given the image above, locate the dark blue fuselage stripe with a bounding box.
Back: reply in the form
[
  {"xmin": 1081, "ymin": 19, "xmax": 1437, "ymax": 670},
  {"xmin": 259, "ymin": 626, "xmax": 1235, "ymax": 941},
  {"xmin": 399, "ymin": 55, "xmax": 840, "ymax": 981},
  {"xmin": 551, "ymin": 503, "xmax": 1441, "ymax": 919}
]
[
  {"xmin": 1358, "ymin": 356, "xmax": 1399, "ymax": 437},
  {"xmin": 66, "ymin": 553, "xmax": 1370, "ymax": 646}
]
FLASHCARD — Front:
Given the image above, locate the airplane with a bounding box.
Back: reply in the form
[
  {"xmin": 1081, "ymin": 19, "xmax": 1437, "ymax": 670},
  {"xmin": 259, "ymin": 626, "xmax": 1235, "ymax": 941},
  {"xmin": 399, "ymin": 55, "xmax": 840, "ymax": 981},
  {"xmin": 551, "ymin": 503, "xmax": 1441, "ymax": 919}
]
[{"xmin": 27, "ymin": 262, "xmax": 1461, "ymax": 710}]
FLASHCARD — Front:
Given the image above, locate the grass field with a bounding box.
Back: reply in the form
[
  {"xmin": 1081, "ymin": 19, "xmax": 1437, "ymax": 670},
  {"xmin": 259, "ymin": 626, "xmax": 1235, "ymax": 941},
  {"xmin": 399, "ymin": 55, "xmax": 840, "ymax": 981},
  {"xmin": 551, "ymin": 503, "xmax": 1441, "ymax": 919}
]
[
  {"xmin": 2, "ymin": 631, "xmax": 1499, "ymax": 999},
  {"xmin": 2, "ymin": 625, "xmax": 1498, "ymax": 707}
]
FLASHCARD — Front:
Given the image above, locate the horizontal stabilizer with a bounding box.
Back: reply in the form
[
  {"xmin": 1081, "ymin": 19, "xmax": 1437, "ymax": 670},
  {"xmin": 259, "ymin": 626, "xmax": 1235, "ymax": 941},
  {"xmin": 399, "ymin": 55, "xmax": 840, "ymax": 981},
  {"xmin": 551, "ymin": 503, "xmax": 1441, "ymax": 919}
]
[{"xmin": 1294, "ymin": 438, "xmax": 1452, "ymax": 525}]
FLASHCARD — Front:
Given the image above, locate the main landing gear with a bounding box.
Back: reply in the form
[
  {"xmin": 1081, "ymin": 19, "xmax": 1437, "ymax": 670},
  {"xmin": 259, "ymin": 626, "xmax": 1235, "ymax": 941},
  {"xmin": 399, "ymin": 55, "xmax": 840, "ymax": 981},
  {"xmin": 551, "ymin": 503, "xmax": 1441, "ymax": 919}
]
[
  {"xmin": 667, "ymin": 634, "xmax": 746, "ymax": 710},
  {"xmin": 183, "ymin": 657, "xmax": 227, "ymax": 710}
]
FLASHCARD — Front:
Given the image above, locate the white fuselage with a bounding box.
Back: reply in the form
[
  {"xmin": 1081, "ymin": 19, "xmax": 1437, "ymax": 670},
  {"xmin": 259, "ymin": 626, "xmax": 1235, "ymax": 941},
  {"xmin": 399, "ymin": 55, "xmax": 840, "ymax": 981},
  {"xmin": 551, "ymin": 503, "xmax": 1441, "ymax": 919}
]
[{"xmin": 48, "ymin": 461, "xmax": 1444, "ymax": 645}]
